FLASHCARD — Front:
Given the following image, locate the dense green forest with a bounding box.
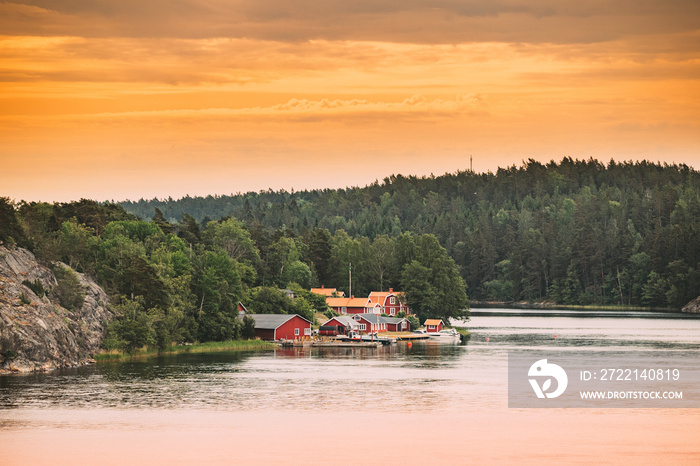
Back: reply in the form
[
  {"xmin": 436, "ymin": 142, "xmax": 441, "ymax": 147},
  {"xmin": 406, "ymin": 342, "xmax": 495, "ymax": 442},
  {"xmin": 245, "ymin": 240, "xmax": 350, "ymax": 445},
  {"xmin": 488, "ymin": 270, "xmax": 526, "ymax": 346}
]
[
  {"xmin": 121, "ymin": 158, "xmax": 700, "ymax": 309},
  {"xmin": 1, "ymin": 158, "xmax": 698, "ymax": 351},
  {"xmin": 0, "ymin": 198, "xmax": 467, "ymax": 351}
]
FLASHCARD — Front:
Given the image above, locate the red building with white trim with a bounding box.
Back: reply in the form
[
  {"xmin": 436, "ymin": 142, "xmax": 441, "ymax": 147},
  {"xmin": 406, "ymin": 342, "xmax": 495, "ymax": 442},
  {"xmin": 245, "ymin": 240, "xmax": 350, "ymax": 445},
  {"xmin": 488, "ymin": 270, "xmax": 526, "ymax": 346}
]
[
  {"xmin": 326, "ymin": 297, "xmax": 372, "ymax": 315},
  {"xmin": 368, "ymin": 288, "xmax": 409, "ymax": 316},
  {"xmin": 352, "ymin": 314, "xmax": 388, "ymax": 333},
  {"xmin": 247, "ymin": 314, "xmax": 312, "ymax": 340},
  {"xmin": 423, "ymin": 319, "xmax": 444, "ymax": 333}
]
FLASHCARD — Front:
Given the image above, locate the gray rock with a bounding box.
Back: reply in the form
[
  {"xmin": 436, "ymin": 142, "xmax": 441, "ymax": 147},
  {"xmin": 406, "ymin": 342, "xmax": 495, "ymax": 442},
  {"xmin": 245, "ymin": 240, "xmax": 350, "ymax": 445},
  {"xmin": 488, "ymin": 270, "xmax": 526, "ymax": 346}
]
[
  {"xmin": 0, "ymin": 246, "xmax": 112, "ymax": 373},
  {"xmin": 682, "ymin": 296, "xmax": 700, "ymax": 314}
]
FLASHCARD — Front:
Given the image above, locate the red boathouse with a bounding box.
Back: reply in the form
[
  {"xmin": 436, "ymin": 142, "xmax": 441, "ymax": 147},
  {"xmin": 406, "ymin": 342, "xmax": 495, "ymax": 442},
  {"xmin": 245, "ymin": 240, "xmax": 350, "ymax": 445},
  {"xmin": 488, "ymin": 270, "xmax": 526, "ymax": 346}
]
[{"xmin": 247, "ymin": 314, "xmax": 312, "ymax": 340}]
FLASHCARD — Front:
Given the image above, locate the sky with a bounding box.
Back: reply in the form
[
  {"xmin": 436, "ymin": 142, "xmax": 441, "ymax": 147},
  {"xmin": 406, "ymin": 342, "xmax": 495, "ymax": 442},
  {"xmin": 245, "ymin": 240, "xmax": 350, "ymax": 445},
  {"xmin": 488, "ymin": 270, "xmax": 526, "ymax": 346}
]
[{"xmin": 1, "ymin": 0, "xmax": 699, "ymax": 202}]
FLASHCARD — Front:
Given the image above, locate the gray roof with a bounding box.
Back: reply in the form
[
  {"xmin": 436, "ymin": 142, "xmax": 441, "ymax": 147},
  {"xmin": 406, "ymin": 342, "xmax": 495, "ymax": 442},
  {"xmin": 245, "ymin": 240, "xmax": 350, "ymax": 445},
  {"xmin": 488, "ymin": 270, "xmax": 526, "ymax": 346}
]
[
  {"xmin": 380, "ymin": 316, "xmax": 408, "ymax": 324},
  {"xmin": 246, "ymin": 314, "xmax": 311, "ymax": 330},
  {"xmin": 352, "ymin": 313, "xmax": 382, "ymax": 324},
  {"xmin": 322, "ymin": 315, "xmax": 360, "ymax": 328}
]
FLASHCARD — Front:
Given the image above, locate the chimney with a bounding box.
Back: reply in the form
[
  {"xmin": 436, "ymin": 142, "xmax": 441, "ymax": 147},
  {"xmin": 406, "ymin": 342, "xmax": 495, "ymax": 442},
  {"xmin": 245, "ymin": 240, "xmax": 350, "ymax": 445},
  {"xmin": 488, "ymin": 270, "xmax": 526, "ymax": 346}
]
[{"xmin": 389, "ymin": 288, "xmax": 394, "ymax": 293}]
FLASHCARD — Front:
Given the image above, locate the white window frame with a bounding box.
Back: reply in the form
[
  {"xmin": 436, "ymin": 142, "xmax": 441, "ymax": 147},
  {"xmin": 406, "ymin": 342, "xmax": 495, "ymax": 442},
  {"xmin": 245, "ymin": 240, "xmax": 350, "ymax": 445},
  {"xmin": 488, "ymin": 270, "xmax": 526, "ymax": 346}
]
[
  {"xmin": 304, "ymin": 327, "xmax": 311, "ymax": 336},
  {"xmin": 359, "ymin": 323, "xmax": 366, "ymax": 331},
  {"xmin": 294, "ymin": 328, "xmax": 300, "ymax": 336},
  {"xmin": 390, "ymin": 297, "xmax": 396, "ymax": 304}
]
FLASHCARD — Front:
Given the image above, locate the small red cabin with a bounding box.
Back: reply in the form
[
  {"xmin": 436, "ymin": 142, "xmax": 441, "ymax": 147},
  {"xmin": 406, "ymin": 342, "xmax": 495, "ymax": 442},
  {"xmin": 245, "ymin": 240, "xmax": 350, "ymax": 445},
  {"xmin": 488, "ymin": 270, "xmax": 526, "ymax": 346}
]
[
  {"xmin": 382, "ymin": 317, "xmax": 410, "ymax": 332},
  {"xmin": 247, "ymin": 314, "xmax": 312, "ymax": 340},
  {"xmin": 423, "ymin": 319, "xmax": 444, "ymax": 333}
]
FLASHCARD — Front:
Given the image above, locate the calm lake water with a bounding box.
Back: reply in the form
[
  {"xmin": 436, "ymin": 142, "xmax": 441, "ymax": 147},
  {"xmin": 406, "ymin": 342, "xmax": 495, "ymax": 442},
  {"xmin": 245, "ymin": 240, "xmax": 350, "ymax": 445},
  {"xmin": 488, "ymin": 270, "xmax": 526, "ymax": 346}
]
[{"xmin": 1, "ymin": 309, "xmax": 699, "ymax": 465}]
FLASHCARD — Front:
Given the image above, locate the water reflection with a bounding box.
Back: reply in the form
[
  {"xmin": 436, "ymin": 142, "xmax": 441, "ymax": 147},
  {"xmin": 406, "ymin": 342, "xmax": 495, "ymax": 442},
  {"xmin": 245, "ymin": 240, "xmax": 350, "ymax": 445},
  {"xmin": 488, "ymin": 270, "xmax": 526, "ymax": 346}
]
[
  {"xmin": 1, "ymin": 314, "xmax": 698, "ymax": 414},
  {"xmin": 2, "ymin": 313, "xmax": 699, "ymax": 465}
]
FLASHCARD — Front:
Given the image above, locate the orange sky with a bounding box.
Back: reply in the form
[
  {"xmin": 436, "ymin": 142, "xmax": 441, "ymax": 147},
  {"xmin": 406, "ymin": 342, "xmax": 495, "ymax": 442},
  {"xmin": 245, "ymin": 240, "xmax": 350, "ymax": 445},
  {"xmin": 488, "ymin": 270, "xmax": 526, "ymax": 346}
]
[{"xmin": 1, "ymin": 1, "xmax": 699, "ymax": 202}]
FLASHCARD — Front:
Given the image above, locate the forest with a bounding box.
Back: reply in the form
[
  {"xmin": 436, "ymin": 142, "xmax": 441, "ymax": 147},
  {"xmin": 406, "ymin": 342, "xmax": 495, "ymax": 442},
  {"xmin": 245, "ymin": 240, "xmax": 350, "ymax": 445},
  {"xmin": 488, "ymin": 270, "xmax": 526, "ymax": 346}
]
[
  {"xmin": 1, "ymin": 158, "xmax": 698, "ymax": 350},
  {"xmin": 121, "ymin": 158, "xmax": 699, "ymax": 309}
]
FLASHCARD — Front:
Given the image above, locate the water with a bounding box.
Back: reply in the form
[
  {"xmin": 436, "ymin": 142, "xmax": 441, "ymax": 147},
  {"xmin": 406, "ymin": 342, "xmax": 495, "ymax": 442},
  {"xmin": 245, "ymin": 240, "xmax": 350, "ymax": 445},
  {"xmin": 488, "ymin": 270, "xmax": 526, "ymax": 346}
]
[{"xmin": 1, "ymin": 310, "xmax": 699, "ymax": 465}]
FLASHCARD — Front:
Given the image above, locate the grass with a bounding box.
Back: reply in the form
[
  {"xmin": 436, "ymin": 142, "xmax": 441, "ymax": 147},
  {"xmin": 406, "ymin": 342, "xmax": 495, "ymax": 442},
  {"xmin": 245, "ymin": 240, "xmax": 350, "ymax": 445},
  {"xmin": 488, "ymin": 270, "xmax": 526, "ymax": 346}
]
[{"xmin": 94, "ymin": 339, "xmax": 277, "ymax": 362}]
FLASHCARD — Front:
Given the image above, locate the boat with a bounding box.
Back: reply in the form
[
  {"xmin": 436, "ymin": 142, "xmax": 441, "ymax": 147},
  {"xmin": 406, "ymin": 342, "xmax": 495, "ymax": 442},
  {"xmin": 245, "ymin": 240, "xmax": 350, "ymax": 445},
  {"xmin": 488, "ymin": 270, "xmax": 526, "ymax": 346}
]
[{"xmin": 428, "ymin": 329, "xmax": 461, "ymax": 340}]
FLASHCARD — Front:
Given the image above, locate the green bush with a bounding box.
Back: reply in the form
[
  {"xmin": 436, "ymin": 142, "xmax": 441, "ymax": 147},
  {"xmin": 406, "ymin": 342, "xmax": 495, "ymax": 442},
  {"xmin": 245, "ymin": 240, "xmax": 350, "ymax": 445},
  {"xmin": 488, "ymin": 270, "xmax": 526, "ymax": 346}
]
[
  {"xmin": 406, "ymin": 315, "xmax": 420, "ymax": 330},
  {"xmin": 323, "ymin": 309, "xmax": 339, "ymax": 319},
  {"xmin": 22, "ymin": 279, "xmax": 45, "ymax": 298},
  {"xmin": 51, "ymin": 265, "xmax": 86, "ymax": 311}
]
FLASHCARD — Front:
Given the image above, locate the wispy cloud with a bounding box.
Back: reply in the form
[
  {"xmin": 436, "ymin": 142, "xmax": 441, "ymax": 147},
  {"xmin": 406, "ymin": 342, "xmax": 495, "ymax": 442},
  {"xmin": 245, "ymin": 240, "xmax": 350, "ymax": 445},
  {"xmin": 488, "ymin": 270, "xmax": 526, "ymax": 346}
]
[{"xmin": 2, "ymin": 1, "xmax": 700, "ymax": 43}]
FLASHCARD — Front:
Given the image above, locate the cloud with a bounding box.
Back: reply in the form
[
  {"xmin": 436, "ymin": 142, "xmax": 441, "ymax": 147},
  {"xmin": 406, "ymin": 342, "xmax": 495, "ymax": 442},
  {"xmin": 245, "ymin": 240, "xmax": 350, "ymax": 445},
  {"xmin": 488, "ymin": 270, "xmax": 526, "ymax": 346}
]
[
  {"xmin": 2, "ymin": 1, "xmax": 699, "ymax": 44},
  {"xmin": 1, "ymin": 94, "xmax": 487, "ymax": 124}
]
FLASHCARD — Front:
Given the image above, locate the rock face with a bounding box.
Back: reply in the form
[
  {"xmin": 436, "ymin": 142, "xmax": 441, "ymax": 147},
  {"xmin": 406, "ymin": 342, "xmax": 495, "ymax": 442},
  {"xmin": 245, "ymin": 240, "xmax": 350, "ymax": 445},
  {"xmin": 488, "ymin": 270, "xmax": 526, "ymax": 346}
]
[
  {"xmin": 0, "ymin": 245, "xmax": 112, "ymax": 373},
  {"xmin": 682, "ymin": 296, "xmax": 700, "ymax": 314}
]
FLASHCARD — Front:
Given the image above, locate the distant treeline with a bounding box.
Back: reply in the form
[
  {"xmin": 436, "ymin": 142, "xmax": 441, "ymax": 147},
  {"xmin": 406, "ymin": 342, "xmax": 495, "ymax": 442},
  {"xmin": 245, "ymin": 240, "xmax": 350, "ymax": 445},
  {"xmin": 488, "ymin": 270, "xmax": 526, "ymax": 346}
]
[{"xmin": 119, "ymin": 158, "xmax": 700, "ymax": 309}]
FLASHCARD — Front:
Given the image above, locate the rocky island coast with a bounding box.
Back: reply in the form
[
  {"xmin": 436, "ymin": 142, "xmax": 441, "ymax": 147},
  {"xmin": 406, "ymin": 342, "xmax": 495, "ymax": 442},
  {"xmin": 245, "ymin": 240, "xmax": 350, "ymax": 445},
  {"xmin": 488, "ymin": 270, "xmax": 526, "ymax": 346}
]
[{"xmin": 0, "ymin": 245, "xmax": 111, "ymax": 373}]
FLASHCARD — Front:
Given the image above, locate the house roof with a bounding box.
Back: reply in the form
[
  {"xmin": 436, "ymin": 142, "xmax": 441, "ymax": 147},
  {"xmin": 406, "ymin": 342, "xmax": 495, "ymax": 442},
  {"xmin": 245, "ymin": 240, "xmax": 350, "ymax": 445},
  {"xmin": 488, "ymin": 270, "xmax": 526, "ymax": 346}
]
[
  {"xmin": 424, "ymin": 319, "xmax": 444, "ymax": 326},
  {"xmin": 326, "ymin": 297, "xmax": 370, "ymax": 308},
  {"xmin": 311, "ymin": 287, "xmax": 345, "ymax": 297},
  {"xmin": 380, "ymin": 316, "xmax": 407, "ymax": 324},
  {"xmin": 322, "ymin": 316, "xmax": 360, "ymax": 328},
  {"xmin": 352, "ymin": 313, "xmax": 384, "ymax": 324},
  {"xmin": 369, "ymin": 290, "xmax": 403, "ymax": 306},
  {"xmin": 247, "ymin": 314, "xmax": 311, "ymax": 329},
  {"xmin": 367, "ymin": 292, "xmax": 390, "ymax": 305}
]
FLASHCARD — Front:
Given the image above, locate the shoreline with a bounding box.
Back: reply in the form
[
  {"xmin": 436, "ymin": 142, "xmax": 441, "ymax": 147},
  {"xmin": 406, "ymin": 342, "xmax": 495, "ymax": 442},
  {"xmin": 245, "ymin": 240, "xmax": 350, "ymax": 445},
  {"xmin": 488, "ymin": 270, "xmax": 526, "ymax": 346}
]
[
  {"xmin": 469, "ymin": 301, "xmax": 679, "ymax": 313},
  {"xmin": 94, "ymin": 340, "xmax": 277, "ymax": 362}
]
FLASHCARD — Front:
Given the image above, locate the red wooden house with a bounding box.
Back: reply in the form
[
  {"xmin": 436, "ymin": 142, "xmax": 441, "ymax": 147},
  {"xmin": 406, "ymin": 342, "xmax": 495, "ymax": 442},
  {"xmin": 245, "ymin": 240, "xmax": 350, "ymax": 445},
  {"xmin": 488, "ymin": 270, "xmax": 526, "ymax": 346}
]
[
  {"xmin": 319, "ymin": 316, "xmax": 360, "ymax": 336},
  {"xmin": 352, "ymin": 314, "xmax": 388, "ymax": 333},
  {"xmin": 381, "ymin": 316, "xmax": 410, "ymax": 332},
  {"xmin": 326, "ymin": 297, "xmax": 372, "ymax": 315},
  {"xmin": 368, "ymin": 288, "xmax": 409, "ymax": 316},
  {"xmin": 423, "ymin": 319, "xmax": 444, "ymax": 333},
  {"xmin": 247, "ymin": 314, "xmax": 312, "ymax": 340}
]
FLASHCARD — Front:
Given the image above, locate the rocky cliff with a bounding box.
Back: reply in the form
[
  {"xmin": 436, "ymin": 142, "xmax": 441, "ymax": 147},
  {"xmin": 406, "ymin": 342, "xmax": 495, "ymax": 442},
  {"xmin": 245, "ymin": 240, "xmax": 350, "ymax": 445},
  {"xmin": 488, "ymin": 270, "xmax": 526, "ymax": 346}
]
[
  {"xmin": 682, "ymin": 296, "xmax": 700, "ymax": 314},
  {"xmin": 0, "ymin": 245, "xmax": 112, "ymax": 373}
]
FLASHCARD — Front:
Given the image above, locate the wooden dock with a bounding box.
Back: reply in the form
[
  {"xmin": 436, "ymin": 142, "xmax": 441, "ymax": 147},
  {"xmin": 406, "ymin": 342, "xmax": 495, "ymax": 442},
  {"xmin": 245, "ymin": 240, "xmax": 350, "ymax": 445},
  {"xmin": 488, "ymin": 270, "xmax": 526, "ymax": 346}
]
[
  {"xmin": 312, "ymin": 341, "xmax": 380, "ymax": 348},
  {"xmin": 395, "ymin": 334, "xmax": 431, "ymax": 341}
]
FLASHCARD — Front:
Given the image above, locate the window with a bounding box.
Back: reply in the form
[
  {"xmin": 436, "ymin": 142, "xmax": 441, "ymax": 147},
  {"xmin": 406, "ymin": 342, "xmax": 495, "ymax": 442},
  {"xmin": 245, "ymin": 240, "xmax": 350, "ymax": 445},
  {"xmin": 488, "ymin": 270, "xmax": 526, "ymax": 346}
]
[
  {"xmin": 390, "ymin": 297, "xmax": 396, "ymax": 304},
  {"xmin": 359, "ymin": 323, "xmax": 366, "ymax": 331},
  {"xmin": 428, "ymin": 325, "xmax": 435, "ymax": 330},
  {"xmin": 294, "ymin": 328, "xmax": 300, "ymax": 336},
  {"xmin": 342, "ymin": 307, "xmax": 347, "ymax": 314},
  {"xmin": 390, "ymin": 309, "xmax": 395, "ymax": 315},
  {"xmin": 304, "ymin": 327, "xmax": 311, "ymax": 336}
]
